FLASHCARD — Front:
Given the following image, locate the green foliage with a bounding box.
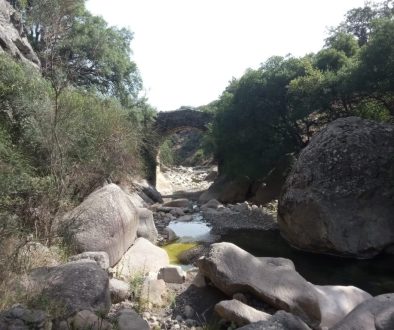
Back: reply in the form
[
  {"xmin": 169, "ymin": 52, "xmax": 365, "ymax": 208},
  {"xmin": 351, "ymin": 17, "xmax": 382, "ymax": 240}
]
[
  {"xmin": 210, "ymin": 1, "xmax": 394, "ymax": 180},
  {"xmin": 0, "ymin": 52, "xmax": 148, "ymax": 242},
  {"xmin": 159, "ymin": 138, "xmax": 176, "ymax": 167},
  {"xmin": 212, "ymin": 56, "xmax": 308, "ymax": 178},
  {"xmin": 23, "ymin": 0, "xmax": 142, "ymax": 105},
  {"xmin": 0, "ymin": 54, "xmax": 52, "ymax": 146}
]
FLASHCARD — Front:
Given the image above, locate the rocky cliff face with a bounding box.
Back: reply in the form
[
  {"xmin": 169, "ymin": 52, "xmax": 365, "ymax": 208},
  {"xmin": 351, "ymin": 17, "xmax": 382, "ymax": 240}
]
[{"xmin": 0, "ymin": 0, "xmax": 40, "ymax": 68}]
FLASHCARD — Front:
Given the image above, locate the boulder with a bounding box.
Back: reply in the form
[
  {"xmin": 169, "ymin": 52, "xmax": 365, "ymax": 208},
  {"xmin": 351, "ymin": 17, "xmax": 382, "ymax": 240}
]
[
  {"xmin": 70, "ymin": 310, "xmax": 112, "ymax": 330},
  {"xmin": 237, "ymin": 310, "xmax": 312, "ymax": 330},
  {"xmin": 315, "ymin": 285, "xmax": 372, "ymax": 329},
  {"xmin": 163, "ymin": 227, "xmax": 178, "ymax": 242},
  {"xmin": 133, "ymin": 179, "xmax": 163, "ymax": 203},
  {"xmin": 69, "ymin": 251, "xmax": 110, "ymax": 270},
  {"xmin": 278, "ymin": 117, "xmax": 394, "ymax": 258},
  {"xmin": 57, "ymin": 184, "xmax": 139, "ymax": 266},
  {"xmin": 158, "ymin": 266, "xmax": 186, "ymax": 284},
  {"xmin": 116, "ymin": 308, "xmax": 149, "ymax": 330},
  {"xmin": 201, "ymin": 199, "xmax": 222, "ymax": 210},
  {"xmin": 25, "ymin": 261, "xmax": 111, "ymax": 318},
  {"xmin": 199, "ymin": 175, "xmax": 251, "ymax": 204},
  {"xmin": 163, "ymin": 198, "xmax": 190, "ymax": 208},
  {"xmin": 0, "ymin": 0, "xmax": 40, "ymax": 68},
  {"xmin": 137, "ymin": 208, "xmax": 158, "ymax": 243},
  {"xmin": 331, "ymin": 293, "xmax": 394, "ymax": 330},
  {"xmin": 177, "ymin": 214, "xmax": 193, "ymax": 222},
  {"xmin": 114, "ymin": 237, "xmax": 169, "ymax": 279},
  {"xmin": 0, "ymin": 305, "xmax": 51, "ymax": 330},
  {"xmin": 197, "ymin": 243, "xmax": 321, "ymax": 328},
  {"xmin": 141, "ymin": 279, "xmax": 167, "ymax": 307},
  {"xmin": 178, "ymin": 245, "xmax": 209, "ymax": 265},
  {"xmin": 215, "ymin": 299, "xmax": 270, "ymax": 326},
  {"xmin": 110, "ymin": 278, "xmax": 130, "ymax": 304}
]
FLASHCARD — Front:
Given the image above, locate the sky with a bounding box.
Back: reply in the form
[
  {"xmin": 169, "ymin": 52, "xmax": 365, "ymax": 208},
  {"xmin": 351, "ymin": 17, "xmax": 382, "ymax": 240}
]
[{"xmin": 86, "ymin": 0, "xmax": 367, "ymax": 111}]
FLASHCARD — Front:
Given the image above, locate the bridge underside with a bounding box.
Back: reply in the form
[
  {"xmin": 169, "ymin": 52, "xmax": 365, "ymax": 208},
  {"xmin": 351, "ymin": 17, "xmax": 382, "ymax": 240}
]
[{"xmin": 146, "ymin": 109, "xmax": 213, "ymax": 186}]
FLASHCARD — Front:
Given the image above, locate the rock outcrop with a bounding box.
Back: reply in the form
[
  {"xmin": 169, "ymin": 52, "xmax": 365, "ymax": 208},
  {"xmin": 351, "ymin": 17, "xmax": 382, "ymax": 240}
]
[
  {"xmin": 0, "ymin": 0, "xmax": 40, "ymax": 68},
  {"xmin": 278, "ymin": 117, "xmax": 394, "ymax": 257},
  {"xmin": 57, "ymin": 184, "xmax": 139, "ymax": 267},
  {"xmin": 197, "ymin": 243, "xmax": 322, "ymax": 328},
  {"xmin": 331, "ymin": 293, "xmax": 394, "ymax": 330}
]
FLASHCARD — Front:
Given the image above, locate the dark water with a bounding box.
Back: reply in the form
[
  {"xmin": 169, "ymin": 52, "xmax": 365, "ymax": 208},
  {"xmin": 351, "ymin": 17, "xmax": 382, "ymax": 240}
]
[{"xmin": 221, "ymin": 229, "xmax": 394, "ymax": 296}]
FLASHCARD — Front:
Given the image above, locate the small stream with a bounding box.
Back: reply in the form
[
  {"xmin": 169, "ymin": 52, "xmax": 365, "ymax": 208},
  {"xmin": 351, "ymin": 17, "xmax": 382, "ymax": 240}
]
[{"xmin": 164, "ymin": 213, "xmax": 394, "ymax": 296}]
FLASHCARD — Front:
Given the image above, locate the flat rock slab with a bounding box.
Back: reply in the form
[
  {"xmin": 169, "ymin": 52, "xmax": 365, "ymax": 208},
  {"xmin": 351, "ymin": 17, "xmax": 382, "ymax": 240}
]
[
  {"xmin": 114, "ymin": 237, "xmax": 169, "ymax": 279},
  {"xmin": 215, "ymin": 299, "xmax": 270, "ymax": 326},
  {"xmin": 197, "ymin": 242, "xmax": 321, "ymax": 328}
]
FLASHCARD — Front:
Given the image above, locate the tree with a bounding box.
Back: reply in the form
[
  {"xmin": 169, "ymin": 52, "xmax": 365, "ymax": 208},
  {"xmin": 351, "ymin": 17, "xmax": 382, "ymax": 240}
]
[
  {"xmin": 351, "ymin": 18, "xmax": 394, "ymax": 115},
  {"xmin": 23, "ymin": 0, "xmax": 142, "ymax": 105}
]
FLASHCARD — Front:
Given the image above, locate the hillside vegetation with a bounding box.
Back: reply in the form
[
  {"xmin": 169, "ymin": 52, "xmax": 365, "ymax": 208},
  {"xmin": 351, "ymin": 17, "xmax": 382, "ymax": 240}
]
[
  {"xmin": 0, "ymin": 0, "xmax": 156, "ymax": 286},
  {"xmin": 203, "ymin": 0, "xmax": 394, "ymax": 179}
]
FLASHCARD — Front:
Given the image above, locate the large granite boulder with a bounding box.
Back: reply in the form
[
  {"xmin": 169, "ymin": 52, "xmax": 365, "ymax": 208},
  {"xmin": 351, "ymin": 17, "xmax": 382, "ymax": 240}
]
[
  {"xmin": 331, "ymin": 293, "xmax": 394, "ymax": 330},
  {"xmin": 23, "ymin": 261, "xmax": 111, "ymax": 318},
  {"xmin": 278, "ymin": 117, "xmax": 394, "ymax": 257},
  {"xmin": 0, "ymin": 0, "xmax": 40, "ymax": 68},
  {"xmin": 114, "ymin": 237, "xmax": 169, "ymax": 279},
  {"xmin": 315, "ymin": 285, "xmax": 372, "ymax": 329},
  {"xmin": 57, "ymin": 184, "xmax": 139, "ymax": 266},
  {"xmin": 196, "ymin": 243, "xmax": 321, "ymax": 328}
]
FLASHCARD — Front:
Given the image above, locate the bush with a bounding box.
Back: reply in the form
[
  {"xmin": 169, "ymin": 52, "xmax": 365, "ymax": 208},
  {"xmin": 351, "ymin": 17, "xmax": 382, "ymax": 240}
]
[{"xmin": 54, "ymin": 89, "xmax": 143, "ymax": 198}]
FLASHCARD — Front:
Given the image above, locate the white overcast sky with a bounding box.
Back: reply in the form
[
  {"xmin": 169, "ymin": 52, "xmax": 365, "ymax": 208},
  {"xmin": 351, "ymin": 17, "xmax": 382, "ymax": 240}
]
[{"xmin": 86, "ymin": 0, "xmax": 367, "ymax": 111}]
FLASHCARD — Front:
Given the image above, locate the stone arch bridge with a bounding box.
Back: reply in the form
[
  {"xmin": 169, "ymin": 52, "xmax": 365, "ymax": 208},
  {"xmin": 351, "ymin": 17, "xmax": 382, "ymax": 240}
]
[
  {"xmin": 154, "ymin": 108, "xmax": 213, "ymax": 139},
  {"xmin": 147, "ymin": 108, "xmax": 213, "ymax": 185}
]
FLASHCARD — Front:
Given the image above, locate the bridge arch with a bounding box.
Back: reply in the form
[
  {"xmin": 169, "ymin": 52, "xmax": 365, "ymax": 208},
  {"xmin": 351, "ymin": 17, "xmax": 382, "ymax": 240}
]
[
  {"xmin": 148, "ymin": 108, "xmax": 213, "ymax": 186},
  {"xmin": 154, "ymin": 109, "xmax": 213, "ymax": 139}
]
